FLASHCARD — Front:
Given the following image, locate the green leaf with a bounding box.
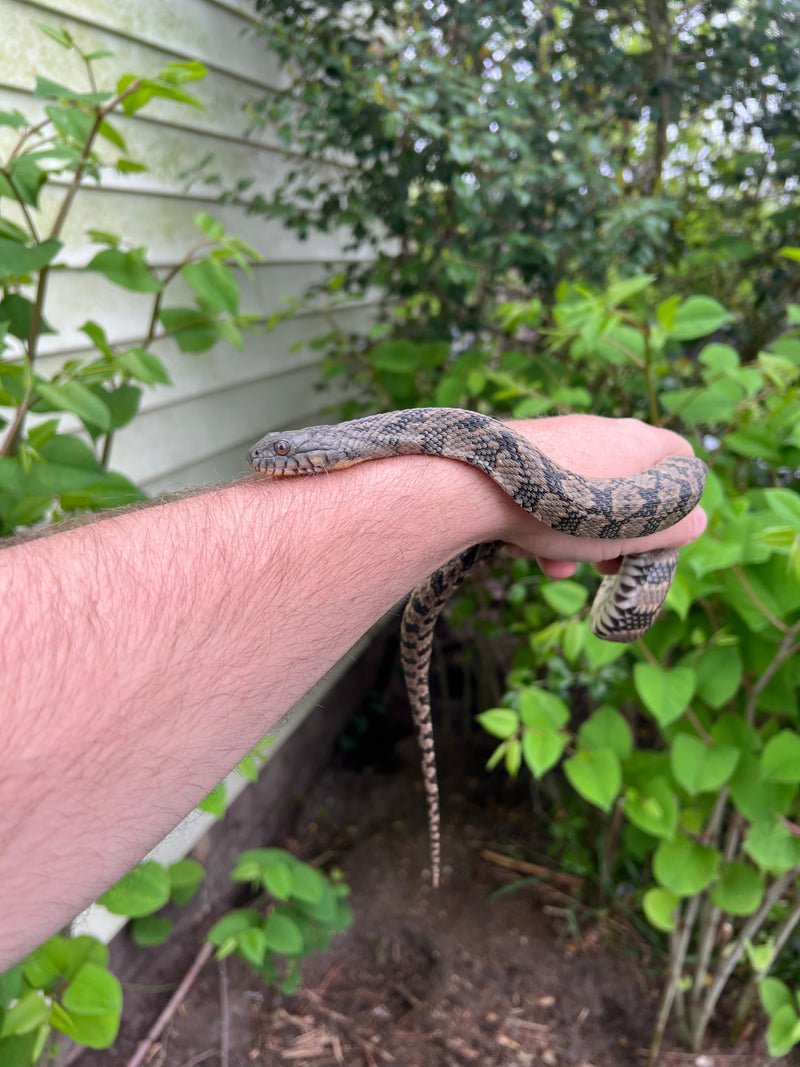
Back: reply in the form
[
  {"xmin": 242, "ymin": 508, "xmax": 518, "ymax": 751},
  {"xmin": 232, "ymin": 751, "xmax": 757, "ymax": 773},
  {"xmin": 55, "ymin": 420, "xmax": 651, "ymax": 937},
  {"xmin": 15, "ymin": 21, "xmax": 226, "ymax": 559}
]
[
  {"xmin": 84, "ymin": 248, "xmax": 162, "ymax": 293},
  {"xmin": 698, "ymin": 343, "xmax": 740, "ymax": 373},
  {"xmin": 236, "ymin": 753, "xmax": 258, "ymax": 781},
  {"xmin": 99, "ymin": 384, "xmax": 142, "ymax": 430},
  {"xmin": 158, "ymin": 307, "xmax": 219, "ymax": 353},
  {"xmin": 58, "ymin": 472, "xmax": 146, "ymax": 511},
  {"xmin": 518, "ymin": 687, "xmax": 569, "ymax": 728},
  {"xmin": 371, "ymin": 340, "xmax": 422, "ymax": 372},
  {"xmin": 643, "ymin": 887, "xmax": 679, "ymax": 932},
  {"xmin": 118, "ymin": 74, "xmax": 204, "ymax": 116},
  {"xmin": 761, "ymin": 730, "xmax": 800, "ymax": 783},
  {"xmin": 729, "ymin": 754, "xmax": 794, "ymax": 822},
  {"xmin": 521, "ymin": 724, "xmax": 568, "ymax": 778},
  {"xmin": 766, "ymin": 1003, "xmax": 800, "ymax": 1058},
  {"xmin": 606, "ymin": 274, "xmax": 655, "ymax": 305},
  {"xmin": 653, "ymin": 832, "xmax": 719, "ymax": 896},
  {"xmin": 477, "ymin": 707, "xmax": 519, "ymax": 739},
  {"xmin": 33, "ymin": 76, "xmax": 111, "ymax": 104},
  {"xmin": 121, "ymin": 348, "xmax": 171, "ymax": 386},
  {"xmin": 540, "ymin": 579, "xmax": 589, "ymax": 616},
  {"xmin": 262, "ymin": 913, "xmax": 304, "ymax": 956},
  {"xmin": 670, "ymin": 734, "xmax": 739, "ymax": 796},
  {"xmin": 198, "ymin": 782, "xmax": 226, "ymax": 817},
  {"xmin": 695, "ymin": 645, "xmax": 743, "ymax": 709},
  {"xmin": 0, "ymin": 293, "xmax": 55, "ymax": 341},
  {"xmin": 0, "ymin": 109, "xmax": 27, "ymax": 129},
  {"xmin": 181, "ymin": 259, "xmax": 240, "ymax": 315},
  {"xmin": 129, "ymin": 916, "xmax": 173, "ymax": 946},
  {"xmin": 237, "ymin": 927, "xmax": 267, "ymax": 968},
  {"xmin": 58, "ymin": 963, "xmax": 122, "ymax": 1048},
  {"xmin": 262, "ymin": 861, "xmax": 293, "ymax": 900},
  {"xmin": 23, "ymin": 934, "xmax": 108, "ymax": 990},
  {"xmin": 207, "ymin": 909, "xmax": 261, "ymax": 946},
  {"xmin": 45, "ymin": 104, "xmax": 94, "ymax": 144},
  {"xmin": 577, "ymin": 706, "xmax": 632, "ymax": 759},
  {"xmin": 0, "ymin": 990, "xmax": 49, "ymax": 1037},
  {"xmin": 761, "ymin": 977, "xmax": 793, "ymax": 1016},
  {"xmin": 168, "ymin": 858, "xmax": 205, "ymax": 905},
  {"xmin": 563, "ymin": 747, "xmax": 620, "ymax": 812},
  {"xmin": 744, "ymin": 821, "xmax": 800, "ymax": 874},
  {"xmin": 36, "ymin": 380, "xmax": 111, "ymax": 431},
  {"xmin": 505, "ymin": 737, "xmax": 522, "ymax": 778},
  {"xmin": 709, "ymin": 861, "xmax": 763, "ymax": 916},
  {"xmin": 633, "ymin": 663, "xmax": 695, "ymax": 726},
  {"xmin": 98, "ymin": 118, "xmax": 126, "ymax": 151},
  {"xmin": 669, "ymin": 296, "xmax": 732, "ymax": 341},
  {"xmin": 194, "ymin": 211, "xmax": 226, "ymax": 240},
  {"xmin": 0, "ymin": 157, "xmax": 48, "ymax": 207},
  {"xmin": 583, "ymin": 630, "xmax": 628, "ymax": 666},
  {"xmin": 289, "ymin": 864, "xmax": 325, "ymax": 905},
  {"xmin": 623, "ymin": 776, "xmax": 678, "ymax": 839},
  {"xmin": 0, "ymin": 237, "xmax": 62, "ymax": 281},
  {"xmin": 97, "ymin": 860, "xmax": 170, "ymax": 917}
]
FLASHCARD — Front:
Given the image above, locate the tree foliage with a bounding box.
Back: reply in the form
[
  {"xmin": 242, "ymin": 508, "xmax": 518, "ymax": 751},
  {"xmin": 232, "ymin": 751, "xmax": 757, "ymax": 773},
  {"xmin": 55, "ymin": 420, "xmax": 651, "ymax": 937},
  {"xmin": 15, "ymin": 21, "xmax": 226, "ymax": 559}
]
[{"xmin": 253, "ymin": 0, "xmax": 799, "ymax": 356}]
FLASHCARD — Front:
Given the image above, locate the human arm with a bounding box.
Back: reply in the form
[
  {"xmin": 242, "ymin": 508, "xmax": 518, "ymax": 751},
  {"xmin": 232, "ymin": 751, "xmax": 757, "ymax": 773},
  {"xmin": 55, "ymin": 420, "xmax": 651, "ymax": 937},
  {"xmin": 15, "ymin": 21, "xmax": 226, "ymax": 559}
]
[{"xmin": 0, "ymin": 414, "xmax": 705, "ymax": 966}]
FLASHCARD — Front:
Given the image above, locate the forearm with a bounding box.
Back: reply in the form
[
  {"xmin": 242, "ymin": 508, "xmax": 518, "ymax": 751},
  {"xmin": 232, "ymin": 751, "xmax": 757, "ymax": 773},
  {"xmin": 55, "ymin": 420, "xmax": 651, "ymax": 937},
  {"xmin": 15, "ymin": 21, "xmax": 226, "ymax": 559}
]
[{"xmin": 0, "ymin": 453, "xmax": 506, "ymax": 965}]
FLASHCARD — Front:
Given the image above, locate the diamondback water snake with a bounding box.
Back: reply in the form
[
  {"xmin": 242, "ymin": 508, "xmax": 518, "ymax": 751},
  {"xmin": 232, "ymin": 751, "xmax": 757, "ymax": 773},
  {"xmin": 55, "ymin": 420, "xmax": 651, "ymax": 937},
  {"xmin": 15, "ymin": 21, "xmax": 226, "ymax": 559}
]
[{"xmin": 248, "ymin": 408, "xmax": 706, "ymax": 886}]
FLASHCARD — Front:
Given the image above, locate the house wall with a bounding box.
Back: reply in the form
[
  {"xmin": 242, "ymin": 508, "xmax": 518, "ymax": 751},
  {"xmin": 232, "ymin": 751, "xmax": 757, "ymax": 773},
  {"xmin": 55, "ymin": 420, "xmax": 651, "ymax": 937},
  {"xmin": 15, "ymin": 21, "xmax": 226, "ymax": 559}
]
[{"xmin": 0, "ymin": 0, "xmax": 377, "ymax": 492}]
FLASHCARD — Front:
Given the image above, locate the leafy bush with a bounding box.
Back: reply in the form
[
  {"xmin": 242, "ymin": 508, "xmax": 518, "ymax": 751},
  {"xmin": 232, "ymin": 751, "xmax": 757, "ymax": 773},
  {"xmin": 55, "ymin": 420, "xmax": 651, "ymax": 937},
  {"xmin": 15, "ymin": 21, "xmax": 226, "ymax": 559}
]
[
  {"xmin": 207, "ymin": 849, "xmax": 353, "ymax": 995},
  {"xmin": 0, "ymin": 935, "xmax": 121, "ymax": 1063},
  {"xmin": 0, "ymin": 27, "xmax": 259, "ymax": 535}
]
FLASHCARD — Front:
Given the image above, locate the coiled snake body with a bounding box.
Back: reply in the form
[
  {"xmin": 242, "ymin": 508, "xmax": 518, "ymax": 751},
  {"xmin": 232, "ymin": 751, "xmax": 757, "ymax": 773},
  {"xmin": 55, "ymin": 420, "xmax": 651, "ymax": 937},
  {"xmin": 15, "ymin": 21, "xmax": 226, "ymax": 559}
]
[{"xmin": 248, "ymin": 408, "xmax": 706, "ymax": 886}]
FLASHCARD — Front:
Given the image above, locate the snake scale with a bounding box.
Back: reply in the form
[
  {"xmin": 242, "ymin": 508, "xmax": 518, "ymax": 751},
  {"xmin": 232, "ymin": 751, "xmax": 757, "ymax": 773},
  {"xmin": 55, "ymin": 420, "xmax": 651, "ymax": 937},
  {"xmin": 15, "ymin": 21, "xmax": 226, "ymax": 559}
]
[{"xmin": 248, "ymin": 408, "xmax": 706, "ymax": 887}]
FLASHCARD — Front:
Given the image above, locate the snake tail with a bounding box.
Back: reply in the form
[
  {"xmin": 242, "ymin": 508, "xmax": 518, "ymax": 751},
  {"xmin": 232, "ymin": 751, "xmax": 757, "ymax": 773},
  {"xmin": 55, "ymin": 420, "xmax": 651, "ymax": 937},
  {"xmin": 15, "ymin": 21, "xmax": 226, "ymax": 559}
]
[{"xmin": 400, "ymin": 541, "xmax": 502, "ymax": 887}]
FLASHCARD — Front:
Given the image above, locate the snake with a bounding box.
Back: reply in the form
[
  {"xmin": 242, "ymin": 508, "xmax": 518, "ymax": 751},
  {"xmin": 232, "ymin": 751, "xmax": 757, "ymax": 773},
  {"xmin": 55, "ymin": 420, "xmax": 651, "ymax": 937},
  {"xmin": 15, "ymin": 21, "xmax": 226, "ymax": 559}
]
[{"xmin": 247, "ymin": 408, "xmax": 706, "ymax": 887}]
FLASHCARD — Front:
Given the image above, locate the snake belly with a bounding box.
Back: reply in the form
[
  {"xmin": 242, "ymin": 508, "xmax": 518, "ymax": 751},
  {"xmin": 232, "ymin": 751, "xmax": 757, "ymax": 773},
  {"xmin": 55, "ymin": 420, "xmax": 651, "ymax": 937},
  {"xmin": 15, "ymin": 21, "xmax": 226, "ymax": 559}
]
[{"xmin": 248, "ymin": 408, "xmax": 706, "ymax": 887}]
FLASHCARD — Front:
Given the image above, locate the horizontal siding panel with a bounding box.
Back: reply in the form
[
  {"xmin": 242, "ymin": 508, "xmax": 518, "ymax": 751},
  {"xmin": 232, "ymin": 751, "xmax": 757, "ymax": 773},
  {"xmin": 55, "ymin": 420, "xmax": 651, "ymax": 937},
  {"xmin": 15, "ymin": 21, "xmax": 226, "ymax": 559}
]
[
  {"xmin": 1, "ymin": 183, "xmax": 360, "ymax": 266},
  {"xmin": 112, "ymin": 361, "xmax": 352, "ymax": 490},
  {"xmin": 33, "ymin": 302, "xmax": 380, "ymax": 411},
  {"xmin": 0, "ymin": 0, "xmax": 282, "ymax": 94}
]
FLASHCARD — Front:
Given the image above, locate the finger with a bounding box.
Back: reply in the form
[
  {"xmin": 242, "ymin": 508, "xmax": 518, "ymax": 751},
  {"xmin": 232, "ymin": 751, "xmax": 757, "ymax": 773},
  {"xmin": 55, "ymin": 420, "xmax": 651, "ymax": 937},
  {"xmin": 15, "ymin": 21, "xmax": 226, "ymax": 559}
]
[
  {"xmin": 506, "ymin": 506, "xmax": 706, "ymax": 565},
  {"xmin": 536, "ymin": 558, "xmax": 578, "ymax": 579}
]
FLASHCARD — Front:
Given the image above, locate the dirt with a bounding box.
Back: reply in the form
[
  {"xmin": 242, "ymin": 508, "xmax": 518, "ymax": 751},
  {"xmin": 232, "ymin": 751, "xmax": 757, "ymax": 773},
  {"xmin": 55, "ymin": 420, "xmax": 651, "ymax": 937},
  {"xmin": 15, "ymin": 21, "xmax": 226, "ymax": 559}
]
[{"xmin": 73, "ymin": 645, "xmax": 777, "ymax": 1067}]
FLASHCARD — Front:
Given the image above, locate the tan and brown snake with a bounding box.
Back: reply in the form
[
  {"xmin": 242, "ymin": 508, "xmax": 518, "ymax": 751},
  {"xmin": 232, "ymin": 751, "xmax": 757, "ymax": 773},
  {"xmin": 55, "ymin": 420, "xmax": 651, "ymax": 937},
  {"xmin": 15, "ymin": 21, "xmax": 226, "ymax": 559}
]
[{"xmin": 248, "ymin": 408, "xmax": 707, "ymax": 886}]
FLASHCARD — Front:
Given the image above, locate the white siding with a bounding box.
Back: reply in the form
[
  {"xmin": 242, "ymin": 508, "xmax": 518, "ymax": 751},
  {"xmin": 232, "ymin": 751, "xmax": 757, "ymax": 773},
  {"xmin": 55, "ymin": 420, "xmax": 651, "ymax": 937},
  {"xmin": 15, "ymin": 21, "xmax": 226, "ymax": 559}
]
[{"xmin": 0, "ymin": 0, "xmax": 376, "ymax": 492}]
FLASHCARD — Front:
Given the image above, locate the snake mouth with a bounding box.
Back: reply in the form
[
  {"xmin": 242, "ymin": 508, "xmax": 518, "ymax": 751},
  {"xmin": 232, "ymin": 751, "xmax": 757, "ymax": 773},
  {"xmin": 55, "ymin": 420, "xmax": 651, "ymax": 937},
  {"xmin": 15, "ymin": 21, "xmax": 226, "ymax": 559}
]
[{"xmin": 246, "ymin": 450, "xmax": 354, "ymax": 476}]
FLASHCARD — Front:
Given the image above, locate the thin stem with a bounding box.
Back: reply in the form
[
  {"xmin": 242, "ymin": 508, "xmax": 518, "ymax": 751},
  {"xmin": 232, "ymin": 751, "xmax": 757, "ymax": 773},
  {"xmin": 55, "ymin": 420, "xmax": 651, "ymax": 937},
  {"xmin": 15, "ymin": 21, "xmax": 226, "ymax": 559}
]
[
  {"xmin": 690, "ymin": 866, "xmax": 800, "ymax": 1050},
  {"xmin": 731, "ymin": 565, "xmax": 788, "ymax": 634},
  {"xmin": 686, "ymin": 705, "xmax": 713, "ymax": 746},
  {"xmin": 731, "ymin": 888, "xmax": 800, "ymax": 1037},
  {"xmin": 689, "ymin": 787, "xmax": 730, "ymax": 1013},
  {"xmin": 744, "ymin": 621, "xmax": 800, "ymax": 726},
  {"xmin": 648, "ymin": 893, "xmax": 701, "ymax": 1067}
]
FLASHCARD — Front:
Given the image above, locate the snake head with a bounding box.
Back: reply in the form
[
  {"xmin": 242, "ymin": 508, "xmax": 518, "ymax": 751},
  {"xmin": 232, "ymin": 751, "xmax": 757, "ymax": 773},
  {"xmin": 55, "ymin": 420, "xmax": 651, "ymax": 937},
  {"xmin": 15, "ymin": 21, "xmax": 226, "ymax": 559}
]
[{"xmin": 247, "ymin": 425, "xmax": 360, "ymax": 476}]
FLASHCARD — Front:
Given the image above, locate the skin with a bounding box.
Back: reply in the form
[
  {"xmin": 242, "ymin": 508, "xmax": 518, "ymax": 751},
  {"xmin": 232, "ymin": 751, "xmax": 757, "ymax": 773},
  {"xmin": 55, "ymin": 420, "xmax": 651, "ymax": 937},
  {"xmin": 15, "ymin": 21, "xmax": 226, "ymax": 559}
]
[{"xmin": 0, "ymin": 414, "xmax": 706, "ymax": 968}]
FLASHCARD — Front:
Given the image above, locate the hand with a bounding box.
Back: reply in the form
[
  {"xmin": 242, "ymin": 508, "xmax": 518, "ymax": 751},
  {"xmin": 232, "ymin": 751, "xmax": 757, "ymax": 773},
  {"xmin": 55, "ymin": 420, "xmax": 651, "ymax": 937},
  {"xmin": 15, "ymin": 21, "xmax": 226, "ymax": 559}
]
[{"xmin": 495, "ymin": 414, "xmax": 707, "ymax": 578}]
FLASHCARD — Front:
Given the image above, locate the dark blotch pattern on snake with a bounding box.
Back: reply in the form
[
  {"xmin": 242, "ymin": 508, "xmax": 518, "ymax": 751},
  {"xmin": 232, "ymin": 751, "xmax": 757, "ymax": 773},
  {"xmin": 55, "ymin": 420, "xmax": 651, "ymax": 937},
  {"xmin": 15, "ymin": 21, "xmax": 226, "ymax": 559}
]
[{"xmin": 248, "ymin": 408, "xmax": 707, "ymax": 887}]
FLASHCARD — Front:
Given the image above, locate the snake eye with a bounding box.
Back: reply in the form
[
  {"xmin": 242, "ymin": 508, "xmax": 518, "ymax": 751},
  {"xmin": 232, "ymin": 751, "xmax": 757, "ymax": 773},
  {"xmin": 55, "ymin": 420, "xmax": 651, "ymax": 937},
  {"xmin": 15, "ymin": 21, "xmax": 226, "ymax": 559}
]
[{"xmin": 273, "ymin": 440, "xmax": 290, "ymax": 457}]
